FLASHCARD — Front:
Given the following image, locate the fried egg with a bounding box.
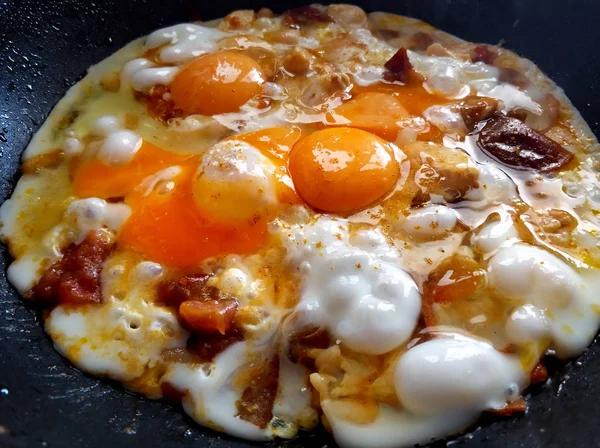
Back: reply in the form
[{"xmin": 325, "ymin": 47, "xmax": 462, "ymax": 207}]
[{"xmin": 2, "ymin": 4, "xmax": 600, "ymax": 448}]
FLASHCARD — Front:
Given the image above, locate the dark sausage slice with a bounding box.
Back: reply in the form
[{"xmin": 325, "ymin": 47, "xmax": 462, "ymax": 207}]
[
  {"xmin": 476, "ymin": 112, "xmax": 574, "ymax": 172},
  {"xmin": 25, "ymin": 230, "xmax": 115, "ymax": 306},
  {"xmin": 237, "ymin": 355, "xmax": 280, "ymax": 428}
]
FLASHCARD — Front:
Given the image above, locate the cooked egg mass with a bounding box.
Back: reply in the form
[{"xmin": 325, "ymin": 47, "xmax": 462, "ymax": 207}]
[{"xmin": 2, "ymin": 4, "xmax": 600, "ymax": 447}]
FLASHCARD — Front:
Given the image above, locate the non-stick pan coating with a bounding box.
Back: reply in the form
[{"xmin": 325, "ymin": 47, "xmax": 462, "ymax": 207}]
[{"xmin": 1, "ymin": 1, "xmax": 600, "ymax": 447}]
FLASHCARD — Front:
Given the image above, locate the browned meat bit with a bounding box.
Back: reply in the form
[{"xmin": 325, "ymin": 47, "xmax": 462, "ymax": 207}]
[
  {"xmin": 459, "ymin": 96, "xmax": 499, "ymax": 131},
  {"xmin": 257, "ymin": 8, "xmax": 274, "ymax": 18},
  {"xmin": 156, "ymin": 274, "xmax": 214, "ymax": 307},
  {"xmin": 282, "ymin": 48, "xmax": 315, "ymax": 75},
  {"xmin": 300, "ymin": 73, "xmax": 352, "ymax": 107},
  {"xmin": 477, "ymin": 112, "xmax": 574, "ymax": 172},
  {"xmin": 408, "ymin": 32, "xmax": 435, "ymax": 51},
  {"xmin": 21, "ymin": 149, "xmax": 64, "ymax": 175},
  {"xmin": 136, "ymin": 85, "xmax": 183, "ymax": 122},
  {"xmin": 470, "ymin": 44, "xmax": 498, "ymax": 64},
  {"xmin": 263, "ymin": 28, "xmax": 301, "ymax": 45},
  {"xmin": 487, "ymin": 398, "xmax": 527, "ymax": 416},
  {"xmin": 403, "ymin": 142, "xmax": 480, "ymax": 202},
  {"xmin": 506, "ymin": 108, "xmax": 528, "ymax": 122},
  {"xmin": 187, "ymin": 329, "xmax": 244, "ymax": 363},
  {"xmin": 283, "ymin": 5, "xmax": 331, "ymax": 28},
  {"xmin": 161, "ymin": 382, "xmax": 186, "ymax": 402},
  {"xmin": 219, "ymin": 9, "xmax": 256, "ymax": 31},
  {"xmin": 383, "ymin": 47, "xmax": 422, "ymax": 83},
  {"xmin": 377, "ymin": 28, "xmax": 400, "ymax": 40},
  {"xmin": 288, "ymin": 327, "xmax": 331, "ymax": 367},
  {"xmin": 237, "ymin": 355, "xmax": 280, "ymax": 428},
  {"xmin": 25, "ymin": 230, "xmax": 115, "ymax": 306},
  {"xmin": 498, "ymin": 67, "xmax": 530, "ymax": 89},
  {"xmin": 539, "ymin": 209, "xmax": 578, "ymax": 233},
  {"xmin": 325, "ymin": 4, "xmax": 367, "ymax": 26}
]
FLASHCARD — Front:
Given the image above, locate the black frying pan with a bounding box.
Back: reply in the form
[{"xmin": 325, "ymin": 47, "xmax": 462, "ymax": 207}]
[{"xmin": 2, "ymin": 1, "xmax": 600, "ymax": 447}]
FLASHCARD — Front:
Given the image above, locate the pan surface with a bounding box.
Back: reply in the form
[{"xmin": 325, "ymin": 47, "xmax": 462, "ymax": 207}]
[{"xmin": 1, "ymin": 0, "xmax": 600, "ymax": 446}]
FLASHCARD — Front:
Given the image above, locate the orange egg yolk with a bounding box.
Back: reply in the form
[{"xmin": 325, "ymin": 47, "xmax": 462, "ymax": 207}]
[
  {"xmin": 170, "ymin": 51, "xmax": 265, "ymax": 116},
  {"xmin": 72, "ymin": 140, "xmax": 195, "ymax": 199},
  {"xmin": 352, "ymin": 82, "xmax": 450, "ymax": 116},
  {"xmin": 73, "ymin": 132, "xmax": 302, "ymax": 269},
  {"xmin": 232, "ymin": 126, "xmax": 302, "ymax": 161},
  {"xmin": 288, "ymin": 127, "xmax": 400, "ymax": 213},
  {"xmin": 120, "ymin": 164, "xmax": 268, "ymax": 269},
  {"xmin": 332, "ymin": 92, "xmax": 411, "ymax": 141}
]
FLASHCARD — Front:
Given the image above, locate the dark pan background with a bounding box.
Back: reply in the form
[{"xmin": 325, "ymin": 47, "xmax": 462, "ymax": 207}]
[{"xmin": 1, "ymin": 0, "xmax": 600, "ymax": 447}]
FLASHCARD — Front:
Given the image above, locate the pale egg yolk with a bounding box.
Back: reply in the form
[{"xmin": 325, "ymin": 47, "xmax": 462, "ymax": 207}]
[
  {"xmin": 192, "ymin": 127, "xmax": 302, "ymax": 225},
  {"xmin": 333, "ymin": 92, "xmax": 411, "ymax": 141},
  {"xmin": 289, "ymin": 127, "xmax": 400, "ymax": 213},
  {"xmin": 230, "ymin": 126, "xmax": 302, "ymax": 205},
  {"xmin": 192, "ymin": 140, "xmax": 279, "ymax": 224},
  {"xmin": 170, "ymin": 51, "xmax": 265, "ymax": 115}
]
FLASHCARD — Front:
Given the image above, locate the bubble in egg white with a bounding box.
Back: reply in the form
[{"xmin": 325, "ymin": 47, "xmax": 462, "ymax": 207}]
[
  {"xmin": 394, "ymin": 337, "xmax": 524, "ymax": 416},
  {"xmin": 92, "ymin": 115, "xmax": 121, "ymax": 137},
  {"xmin": 217, "ymin": 268, "xmax": 249, "ymax": 296},
  {"xmin": 97, "ymin": 130, "xmax": 143, "ymax": 166},
  {"xmin": 505, "ymin": 304, "xmax": 549, "ymax": 345},
  {"xmin": 132, "ymin": 261, "xmax": 164, "ymax": 281},
  {"xmin": 471, "ymin": 216, "xmax": 519, "ymax": 255},
  {"xmin": 63, "ymin": 137, "xmax": 83, "ymax": 155}
]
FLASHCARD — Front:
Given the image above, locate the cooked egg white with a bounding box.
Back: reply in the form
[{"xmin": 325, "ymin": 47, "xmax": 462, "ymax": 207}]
[
  {"xmin": 2, "ymin": 5, "xmax": 600, "ymax": 448},
  {"xmin": 273, "ymin": 215, "xmax": 421, "ymax": 355}
]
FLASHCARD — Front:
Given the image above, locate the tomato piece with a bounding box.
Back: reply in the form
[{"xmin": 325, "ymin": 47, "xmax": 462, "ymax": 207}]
[
  {"xmin": 179, "ymin": 299, "xmax": 238, "ymax": 334},
  {"xmin": 425, "ymin": 255, "xmax": 486, "ymax": 304}
]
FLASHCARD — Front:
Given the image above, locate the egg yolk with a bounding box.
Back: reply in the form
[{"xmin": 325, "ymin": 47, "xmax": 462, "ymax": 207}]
[
  {"xmin": 232, "ymin": 126, "xmax": 302, "ymax": 161},
  {"xmin": 289, "ymin": 127, "xmax": 400, "ymax": 213},
  {"xmin": 352, "ymin": 82, "xmax": 450, "ymax": 116},
  {"xmin": 72, "ymin": 140, "xmax": 195, "ymax": 199},
  {"xmin": 229, "ymin": 126, "xmax": 302, "ymax": 205},
  {"xmin": 120, "ymin": 164, "xmax": 267, "ymax": 269},
  {"xmin": 332, "ymin": 92, "xmax": 411, "ymax": 141},
  {"xmin": 192, "ymin": 128, "xmax": 303, "ymax": 225},
  {"xmin": 110, "ymin": 131, "xmax": 303, "ymax": 269},
  {"xmin": 170, "ymin": 51, "xmax": 265, "ymax": 115}
]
